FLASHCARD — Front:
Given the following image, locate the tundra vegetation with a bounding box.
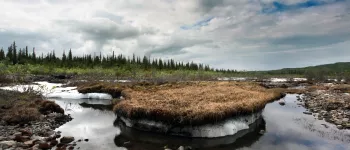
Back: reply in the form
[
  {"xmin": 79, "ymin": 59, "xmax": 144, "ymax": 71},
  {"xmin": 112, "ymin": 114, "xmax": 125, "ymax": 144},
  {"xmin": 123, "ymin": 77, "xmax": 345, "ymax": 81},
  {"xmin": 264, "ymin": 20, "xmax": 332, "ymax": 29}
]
[
  {"xmin": 77, "ymin": 81, "xmax": 284, "ymax": 125},
  {"xmin": 0, "ymin": 89, "xmax": 64, "ymax": 125}
]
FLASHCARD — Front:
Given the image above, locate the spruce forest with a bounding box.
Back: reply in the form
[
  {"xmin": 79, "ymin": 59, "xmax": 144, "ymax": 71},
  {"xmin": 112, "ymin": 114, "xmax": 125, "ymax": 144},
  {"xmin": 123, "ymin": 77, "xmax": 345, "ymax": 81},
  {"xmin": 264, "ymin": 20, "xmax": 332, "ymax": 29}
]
[{"xmin": 0, "ymin": 41, "xmax": 237, "ymax": 72}]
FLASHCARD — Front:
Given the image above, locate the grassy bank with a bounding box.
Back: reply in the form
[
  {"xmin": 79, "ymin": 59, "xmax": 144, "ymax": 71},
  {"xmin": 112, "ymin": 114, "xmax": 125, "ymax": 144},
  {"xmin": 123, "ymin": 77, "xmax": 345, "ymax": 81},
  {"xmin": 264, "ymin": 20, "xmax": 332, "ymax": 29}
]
[
  {"xmin": 0, "ymin": 89, "xmax": 64, "ymax": 125},
  {"xmin": 76, "ymin": 81, "xmax": 285, "ymax": 126}
]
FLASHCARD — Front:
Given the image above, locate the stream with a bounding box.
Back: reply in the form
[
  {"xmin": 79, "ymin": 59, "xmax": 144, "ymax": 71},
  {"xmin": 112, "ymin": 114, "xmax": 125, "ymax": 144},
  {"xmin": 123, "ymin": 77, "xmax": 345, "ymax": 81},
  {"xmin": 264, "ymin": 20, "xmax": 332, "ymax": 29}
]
[{"xmin": 50, "ymin": 94, "xmax": 350, "ymax": 150}]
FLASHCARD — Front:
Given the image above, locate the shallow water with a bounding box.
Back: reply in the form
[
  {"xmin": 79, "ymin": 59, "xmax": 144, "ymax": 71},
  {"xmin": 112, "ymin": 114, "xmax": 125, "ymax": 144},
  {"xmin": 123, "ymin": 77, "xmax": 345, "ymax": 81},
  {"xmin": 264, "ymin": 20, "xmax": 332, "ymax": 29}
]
[{"xmin": 49, "ymin": 94, "xmax": 350, "ymax": 150}]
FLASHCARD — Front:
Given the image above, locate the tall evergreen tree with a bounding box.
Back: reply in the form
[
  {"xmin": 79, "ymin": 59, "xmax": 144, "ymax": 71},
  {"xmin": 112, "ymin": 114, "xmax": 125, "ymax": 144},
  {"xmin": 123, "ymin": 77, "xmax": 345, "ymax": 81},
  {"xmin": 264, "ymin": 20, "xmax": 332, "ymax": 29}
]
[
  {"xmin": 25, "ymin": 46, "xmax": 28, "ymax": 58},
  {"xmin": 12, "ymin": 41, "xmax": 17, "ymax": 65},
  {"xmin": 32, "ymin": 47, "xmax": 36, "ymax": 62},
  {"xmin": 68, "ymin": 49, "xmax": 72, "ymax": 62},
  {"xmin": 7, "ymin": 46, "xmax": 13, "ymax": 61},
  {"xmin": 0, "ymin": 48, "xmax": 4, "ymax": 61}
]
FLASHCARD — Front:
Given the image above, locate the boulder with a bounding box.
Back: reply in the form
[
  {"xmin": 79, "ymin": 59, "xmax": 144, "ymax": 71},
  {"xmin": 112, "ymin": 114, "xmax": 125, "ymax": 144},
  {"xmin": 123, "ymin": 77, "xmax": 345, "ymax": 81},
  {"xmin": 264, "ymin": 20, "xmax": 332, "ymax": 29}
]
[
  {"xmin": 278, "ymin": 101, "xmax": 286, "ymax": 106},
  {"xmin": 0, "ymin": 140, "xmax": 16, "ymax": 148},
  {"xmin": 303, "ymin": 112, "xmax": 312, "ymax": 115},
  {"xmin": 38, "ymin": 142, "xmax": 51, "ymax": 149},
  {"xmin": 24, "ymin": 139, "xmax": 37, "ymax": 147},
  {"xmin": 60, "ymin": 136, "xmax": 75, "ymax": 144},
  {"xmin": 50, "ymin": 139, "xmax": 58, "ymax": 146}
]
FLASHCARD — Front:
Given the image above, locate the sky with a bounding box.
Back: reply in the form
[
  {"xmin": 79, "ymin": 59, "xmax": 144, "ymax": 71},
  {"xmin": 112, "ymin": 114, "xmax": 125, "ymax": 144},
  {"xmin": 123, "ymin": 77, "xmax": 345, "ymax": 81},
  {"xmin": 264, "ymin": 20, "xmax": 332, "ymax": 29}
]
[{"xmin": 0, "ymin": 0, "xmax": 350, "ymax": 70}]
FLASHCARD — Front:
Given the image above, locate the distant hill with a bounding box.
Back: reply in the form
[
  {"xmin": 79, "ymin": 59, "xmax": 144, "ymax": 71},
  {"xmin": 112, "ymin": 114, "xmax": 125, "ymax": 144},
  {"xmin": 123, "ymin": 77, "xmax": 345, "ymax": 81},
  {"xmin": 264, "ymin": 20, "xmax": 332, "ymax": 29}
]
[{"xmin": 260, "ymin": 62, "xmax": 350, "ymax": 76}]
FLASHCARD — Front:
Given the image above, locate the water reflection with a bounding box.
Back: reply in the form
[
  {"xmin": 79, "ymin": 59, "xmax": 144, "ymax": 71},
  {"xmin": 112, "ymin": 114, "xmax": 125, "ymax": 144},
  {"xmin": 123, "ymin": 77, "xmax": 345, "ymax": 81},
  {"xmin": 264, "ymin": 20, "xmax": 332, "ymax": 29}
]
[
  {"xmin": 50, "ymin": 94, "xmax": 350, "ymax": 150},
  {"xmin": 51, "ymin": 99, "xmax": 123, "ymax": 150},
  {"xmin": 113, "ymin": 117, "xmax": 265, "ymax": 150}
]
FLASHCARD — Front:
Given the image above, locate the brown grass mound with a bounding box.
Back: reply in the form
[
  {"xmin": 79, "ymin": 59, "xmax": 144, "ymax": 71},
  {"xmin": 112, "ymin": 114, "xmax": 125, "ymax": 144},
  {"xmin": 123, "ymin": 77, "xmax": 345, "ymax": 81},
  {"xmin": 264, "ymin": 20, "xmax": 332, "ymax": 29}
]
[
  {"xmin": 77, "ymin": 82, "xmax": 124, "ymax": 98},
  {"xmin": 39, "ymin": 100, "xmax": 64, "ymax": 115},
  {"xmin": 0, "ymin": 89, "xmax": 65, "ymax": 124},
  {"xmin": 114, "ymin": 81, "xmax": 284, "ymax": 126},
  {"xmin": 3, "ymin": 107, "xmax": 41, "ymax": 124}
]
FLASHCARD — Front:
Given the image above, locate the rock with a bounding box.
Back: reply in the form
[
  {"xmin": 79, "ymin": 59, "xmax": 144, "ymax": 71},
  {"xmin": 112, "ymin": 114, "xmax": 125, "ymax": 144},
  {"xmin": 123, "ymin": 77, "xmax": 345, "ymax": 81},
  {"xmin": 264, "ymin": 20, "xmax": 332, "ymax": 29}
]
[
  {"xmin": 178, "ymin": 146, "xmax": 185, "ymax": 150},
  {"xmin": 342, "ymin": 118, "xmax": 349, "ymax": 123},
  {"xmin": 38, "ymin": 142, "xmax": 51, "ymax": 149},
  {"xmin": 84, "ymin": 139, "xmax": 89, "ymax": 142},
  {"xmin": 303, "ymin": 112, "xmax": 312, "ymax": 115},
  {"xmin": 0, "ymin": 141, "xmax": 16, "ymax": 148},
  {"xmin": 13, "ymin": 132, "xmax": 21, "ymax": 136},
  {"xmin": 334, "ymin": 120, "xmax": 342, "ymax": 125},
  {"xmin": 337, "ymin": 125, "xmax": 343, "ymax": 129},
  {"xmin": 184, "ymin": 146, "xmax": 192, "ymax": 150},
  {"xmin": 24, "ymin": 140, "xmax": 37, "ymax": 147},
  {"xmin": 77, "ymin": 139, "xmax": 82, "ymax": 142},
  {"xmin": 50, "ymin": 140, "xmax": 58, "ymax": 146},
  {"xmin": 56, "ymin": 143, "xmax": 66, "ymax": 148},
  {"xmin": 345, "ymin": 124, "xmax": 350, "ymax": 129},
  {"xmin": 0, "ymin": 136, "xmax": 6, "ymax": 141},
  {"xmin": 14, "ymin": 135, "xmax": 26, "ymax": 142},
  {"xmin": 68, "ymin": 146, "xmax": 74, "ymax": 150},
  {"xmin": 8, "ymin": 136, "xmax": 15, "ymax": 140},
  {"xmin": 16, "ymin": 142, "xmax": 29, "ymax": 148},
  {"xmin": 19, "ymin": 129, "xmax": 32, "ymax": 136},
  {"xmin": 32, "ymin": 144, "xmax": 40, "ymax": 150},
  {"xmin": 278, "ymin": 101, "xmax": 285, "ymax": 106},
  {"xmin": 60, "ymin": 136, "xmax": 74, "ymax": 144},
  {"xmin": 31, "ymin": 136, "xmax": 47, "ymax": 141}
]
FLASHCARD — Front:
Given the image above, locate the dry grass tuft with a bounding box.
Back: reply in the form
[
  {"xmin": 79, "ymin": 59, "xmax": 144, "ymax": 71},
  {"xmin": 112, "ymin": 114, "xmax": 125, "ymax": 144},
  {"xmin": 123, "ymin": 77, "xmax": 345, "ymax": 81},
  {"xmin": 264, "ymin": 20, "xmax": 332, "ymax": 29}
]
[
  {"xmin": 0, "ymin": 89, "xmax": 64, "ymax": 125},
  {"xmin": 77, "ymin": 82, "xmax": 124, "ymax": 98},
  {"xmin": 3, "ymin": 107, "xmax": 41, "ymax": 124},
  {"xmin": 39, "ymin": 100, "xmax": 64, "ymax": 115},
  {"xmin": 113, "ymin": 81, "xmax": 284, "ymax": 126}
]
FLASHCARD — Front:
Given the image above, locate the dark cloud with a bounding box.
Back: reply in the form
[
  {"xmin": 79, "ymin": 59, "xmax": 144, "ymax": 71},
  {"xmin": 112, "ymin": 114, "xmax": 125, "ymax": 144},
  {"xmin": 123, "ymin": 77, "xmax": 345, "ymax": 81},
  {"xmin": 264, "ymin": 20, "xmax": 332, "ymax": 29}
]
[
  {"xmin": 198, "ymin": 0, "xmax": 224, "ymax": 13},
  {"xmin": 145, "ymin": 38, "xmax": 212, "ymax": 57}
]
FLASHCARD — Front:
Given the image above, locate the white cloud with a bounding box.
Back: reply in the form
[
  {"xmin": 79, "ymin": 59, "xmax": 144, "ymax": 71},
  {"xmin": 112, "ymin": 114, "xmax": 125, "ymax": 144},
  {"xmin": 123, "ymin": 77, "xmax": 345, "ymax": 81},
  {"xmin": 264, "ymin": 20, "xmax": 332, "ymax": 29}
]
[{"xmin": 0, "ymin": 0, "xmax": 349, "ymax": 70}]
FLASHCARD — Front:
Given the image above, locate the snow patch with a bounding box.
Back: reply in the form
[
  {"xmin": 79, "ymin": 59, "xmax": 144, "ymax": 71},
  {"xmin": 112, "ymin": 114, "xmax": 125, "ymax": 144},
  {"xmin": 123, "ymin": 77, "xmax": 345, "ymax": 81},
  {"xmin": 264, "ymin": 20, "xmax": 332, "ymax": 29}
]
[
  {"xmin": 0, "ymin": 81, "xmax": 113, "ymax": 100},
  {"xmin": 293, "ymin": 78, "xmax": 307, "ymax": 81},
  {"xmin": 217, "ymin": 77, "xmax": 247, "ymax": 81},
  {"xmin": 270, "ymin": 78, "xmax": 287, "ymax": 82},
  {"xmin": 120, "ymin": 112, "xmax": 261, "ymax": 138}
]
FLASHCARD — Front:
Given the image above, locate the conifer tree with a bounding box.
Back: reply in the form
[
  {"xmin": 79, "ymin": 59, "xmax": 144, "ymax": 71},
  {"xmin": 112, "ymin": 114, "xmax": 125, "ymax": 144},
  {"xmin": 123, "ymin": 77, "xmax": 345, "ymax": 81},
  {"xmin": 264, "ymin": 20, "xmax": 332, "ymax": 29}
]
[
  {"xmin": 0, "ymin": 48, "xmax": 4, "ymax": 61},
  {"xmin": 25, "ymin": 46, "xmax": 28, "ymax": 58},
  {"xmin": 68, "ymin": 49, "xmax": 72, "ymax": 62},
  {"xmin": 6, "ymin": 46, "xmax": 13, "ymax": 61},
  {"xmin": 32, "ymin": 47, "xmax": 36, "ymax": 63},
  {"xmin": 12, "ymin": 41, "xmax": 17, "ymax": 65}
]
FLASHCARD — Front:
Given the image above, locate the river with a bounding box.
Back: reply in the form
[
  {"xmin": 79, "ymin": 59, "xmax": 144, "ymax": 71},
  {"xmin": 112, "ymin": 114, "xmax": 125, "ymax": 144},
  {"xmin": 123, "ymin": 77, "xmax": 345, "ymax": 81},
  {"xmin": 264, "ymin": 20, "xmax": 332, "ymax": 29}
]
[{"xmin": 50, "ymin": 94, "xmax": 350, "ymax": 150}]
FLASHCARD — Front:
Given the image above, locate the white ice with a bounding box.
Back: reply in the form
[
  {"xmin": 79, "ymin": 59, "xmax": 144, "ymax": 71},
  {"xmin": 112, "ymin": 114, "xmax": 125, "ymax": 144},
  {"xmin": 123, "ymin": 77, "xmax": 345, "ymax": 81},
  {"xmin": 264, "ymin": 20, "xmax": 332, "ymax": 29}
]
[
  {"xmin": 120, "ymin": 112, "xmax": 261, "ymax": 138},
  {"xmin": 0, "ymin": 81, "xmax": 113, "ymax": 100},
  {"xmin": 270, "ymin": 78, "xmax": 288, "ymax": 82}
]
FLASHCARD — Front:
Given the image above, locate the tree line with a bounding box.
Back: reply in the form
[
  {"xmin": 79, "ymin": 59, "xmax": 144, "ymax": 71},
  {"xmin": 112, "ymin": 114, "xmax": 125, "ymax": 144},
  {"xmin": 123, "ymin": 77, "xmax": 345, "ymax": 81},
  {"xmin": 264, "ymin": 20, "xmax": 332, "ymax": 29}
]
[{"xmin": 0, "ymin": 41, "xmax": 239, "ymax": 73}]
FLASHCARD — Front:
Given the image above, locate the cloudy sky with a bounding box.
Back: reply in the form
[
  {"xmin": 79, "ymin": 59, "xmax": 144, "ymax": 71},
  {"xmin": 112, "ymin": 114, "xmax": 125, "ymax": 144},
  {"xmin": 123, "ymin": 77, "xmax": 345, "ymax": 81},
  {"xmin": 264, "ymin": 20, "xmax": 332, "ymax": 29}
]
[{"xmin": 0, "ymin": 0, "xmax": 350, "ymax": 70}]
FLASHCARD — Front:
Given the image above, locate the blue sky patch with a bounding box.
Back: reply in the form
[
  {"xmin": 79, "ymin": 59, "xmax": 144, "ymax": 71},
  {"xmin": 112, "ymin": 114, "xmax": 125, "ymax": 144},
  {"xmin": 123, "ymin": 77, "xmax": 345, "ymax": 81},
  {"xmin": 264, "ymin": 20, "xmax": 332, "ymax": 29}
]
[
  {"xmin": 180, "ymin": 16, "xmax": 214, "ymax": 30},
  {"xmin": 262, "ymin": 0, "xmax": 345, "ymax": 14}
]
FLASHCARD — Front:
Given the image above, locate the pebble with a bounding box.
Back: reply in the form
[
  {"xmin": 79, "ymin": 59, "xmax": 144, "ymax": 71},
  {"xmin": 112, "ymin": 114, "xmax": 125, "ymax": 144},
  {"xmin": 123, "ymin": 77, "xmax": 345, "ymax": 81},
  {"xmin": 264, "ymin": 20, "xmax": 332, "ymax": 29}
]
[
  {"xmin": 303, "ymin": 112, "xmax": 312, "ymax": 115},
  {"xmin": 0, "ymin": 113, "xmax": 72, "ymax": 150},
  {"xmin": 178, "ymin": 146, "xmax": 185, "ymax": 150},
  {"xmin": 0, "ymin": 140, "xmax": 16, "ymax": 149},
  {"xmin": 60, "ymin": 136, "xmax": 75, "ymax": 144}
]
